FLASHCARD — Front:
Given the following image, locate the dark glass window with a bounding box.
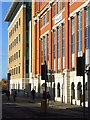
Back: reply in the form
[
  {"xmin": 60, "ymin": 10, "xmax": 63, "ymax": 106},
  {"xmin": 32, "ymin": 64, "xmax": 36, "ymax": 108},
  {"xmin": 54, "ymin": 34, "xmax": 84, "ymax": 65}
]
[
  {"xmin": 54, "ymin": 4, "xmax": 56, "ymax": 16},
  {"xmin": 58, "ymin": 27, "xmax": 60, "ymax": 71},
  {"xmin": 58, "ymin": 0, "xmax": 60, "ymax": 13},
  {"xmin": 43, "ymin": 36, "xmax": 46, "ymax": 61},
  {"xmin": 19, "ymin": 18, "xmax": 20, "ymax": 26},
  {"xmin": 44, "ymin": 14, "xmax": 46, "ymax": 25},
  {"xmin": 62, "ymin": 24, "xmax": 64, "ymax": 57},
  {"xmin": 78, "ymin": 12, "xmax": 82, "ymax": 51},
  {"xmin": 19, "ymin": 34, "xmax": 20, "ymax": 42},
  {"xmin": 54, "ymin": 30, "xmax": 56, "ymax": 58},
  {"xmin": 71, "ymin": 18, "xmax": 75, "ymax": 53},
  {"xmin": 85, "ymin": 7, "xmax": 89, "ymax": 49}
]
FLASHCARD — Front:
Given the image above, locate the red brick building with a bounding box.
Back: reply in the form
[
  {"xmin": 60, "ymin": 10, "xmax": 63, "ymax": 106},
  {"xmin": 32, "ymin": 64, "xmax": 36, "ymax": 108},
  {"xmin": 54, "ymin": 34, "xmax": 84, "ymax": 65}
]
[{"xmin": 32, "ymin": 0, "xmax": 89, "ymax": 106}]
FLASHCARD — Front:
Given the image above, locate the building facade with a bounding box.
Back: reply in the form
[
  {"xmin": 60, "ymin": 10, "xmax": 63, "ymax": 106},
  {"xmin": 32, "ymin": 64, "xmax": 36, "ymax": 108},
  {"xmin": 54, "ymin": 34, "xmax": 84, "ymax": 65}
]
[
  {"xmin": 32, "ymin": 0, "xmax": 90, "ymax": 106},
  {"xmin": 5, "ymin": 2, "xmax": 32, "ymax": 94}
]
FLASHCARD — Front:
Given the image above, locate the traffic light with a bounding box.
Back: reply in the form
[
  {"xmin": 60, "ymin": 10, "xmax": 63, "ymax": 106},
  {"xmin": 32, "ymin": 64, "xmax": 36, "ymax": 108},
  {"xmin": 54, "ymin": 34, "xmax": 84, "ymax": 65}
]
[
  {"xmin": 76, "ymin": 56, "xmax": 84, "ymax": 76},
  {"xmin": 41, "ymin": 64, "xmax": 48, "ymax": 80}
]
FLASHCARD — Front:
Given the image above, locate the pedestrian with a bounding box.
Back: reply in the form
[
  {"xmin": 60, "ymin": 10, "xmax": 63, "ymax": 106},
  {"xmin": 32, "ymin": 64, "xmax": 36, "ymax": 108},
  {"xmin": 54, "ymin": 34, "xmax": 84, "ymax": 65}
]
[
  {"xmin": 13, "ymin": 89, "xmax": 17, "ymax": 102},
  {"xmin": 31, "ymin": 89, "xmax": 35, "ymax": 100},
  {"xmin": 6, "ymin": 90, "xmax": 10, "ymax": 101}
]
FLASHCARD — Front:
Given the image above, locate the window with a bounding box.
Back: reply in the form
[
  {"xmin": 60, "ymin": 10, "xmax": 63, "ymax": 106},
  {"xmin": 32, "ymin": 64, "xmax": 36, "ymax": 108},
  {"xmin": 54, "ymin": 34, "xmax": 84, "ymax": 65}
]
[
  {"xmin": 54, "ymin": 30, "xmax": 56, "ymax": 59},
  {"xmin": 62, "ymin": 24, "xmax": 64, "ymax": 57},
  {"xmin": 12, "ymin": 69, "xmax": 14, "ymax": 75},
  {"xmin": 35, "ymin": 0, "xmax": 38, "ymax": 11},
  {"xmin": 44, "ymin": 14, "xmax": 46, "ymax": 25},
  {"xmin": 78, "ymin": 12, "xmax": 82, "ymax": 52},
  {"xmin": 18, "ymin": 66, "xmax": 20, "ymax": 74},
  {"xmin": 43, "ymin": 36, "xmax": 46, "ymax": 61},
  {"xmin": 14, "ymin": 24, "xmax": 16, "ymax": 31},
  {"xmin": 16, "ymin": 36, "xmax": 18, "ymax": 44},
  {"xmin": 16, "ymin": 21, "xmax": 18, "ymax": 29},
  {"xmin": 16, "ymin": 67, "xmax": 17, "ymax": 74},
  {"xmin": 47, "ymin": 34, "xmax": 49, "ymax": 61},
  {"xmin": 12, "ymin": 28, "xmax": 14, "ymax": 34},
  {"xmin": 14, "ymin": 68, "xmax": 15, "ymax": 75},
  {"xmin": 14, "ymin": 39, "xmax": 16, "ymax": 46},
  {"xmin": 85, "ymin": 7, "xmax": 89, "ymax": 49},
  {"xmin": 19, "ymin": 18, "xmax": 20, "ymax": 26},
  {"xmin": 41, "ymin": 39, "xmax": 43, "ymax": 63},
  {"xmin": 19, "ymin": 50, "xmax": 20, "ymax": 58},
  {"xmin": 19, "ymin": 34, "xmax": 20, "ymax": 42},
  {"xmin": 54, "ymin": 4, "xmax": 56, "ymax": 16},
  {"xmin": 11, "ymin": 30, "xmax": 12, "ymax": 36},
  {"xmin": 62, "ymin": 24, "xmax": 65, "ymax": 70},
  {"xmin": 12, "ymin": 41, "xmax": 14, "ymax": 48},
  {"xmin": 54, "ymin": 30, "xmax": 56, "ymax": 72},
  {"xmin": 58, "ymin": 27, "xmax": 60, "ymax": 71},
  {"xmin": 16, "ymin": 52, "xmax": 18, "ymax": 59},
  {"xmin": 58, "ymin": 0, "xmax": 60, "ymax": 13},
  {"xmin": 62, "ymin": 2, "xmax": 65, "ymax": 9},
  {"xmin": 71, "ymin": 18, "xmax": 74, "ymax": 53}
]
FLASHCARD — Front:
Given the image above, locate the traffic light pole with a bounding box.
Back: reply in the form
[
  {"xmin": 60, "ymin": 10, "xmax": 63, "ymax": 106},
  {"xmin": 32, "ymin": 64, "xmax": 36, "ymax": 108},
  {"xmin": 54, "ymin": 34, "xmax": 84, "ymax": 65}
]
[
  {"xmin": 83, "ymin": 53, "xmax": 85, "ymax": 120},
  {"xmin": 45, "ymin": 61, "xmax": 47, "ymax": 112}
]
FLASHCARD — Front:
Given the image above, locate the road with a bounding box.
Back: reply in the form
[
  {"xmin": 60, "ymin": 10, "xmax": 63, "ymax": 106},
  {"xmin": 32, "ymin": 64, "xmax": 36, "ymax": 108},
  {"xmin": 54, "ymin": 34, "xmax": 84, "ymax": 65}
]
[{"xmin": 2, "ymin": 95, "xmax": 89, "ymax": 120}]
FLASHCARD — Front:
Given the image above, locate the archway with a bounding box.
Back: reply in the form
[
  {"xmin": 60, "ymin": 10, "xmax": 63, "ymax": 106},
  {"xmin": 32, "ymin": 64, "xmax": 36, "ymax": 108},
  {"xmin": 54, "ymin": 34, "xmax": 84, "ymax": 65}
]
[
  {"xmin": 57, "ymin": 82, "xmax": 60, "ymax": 97},
  {"xmin": 71, "ymin": 82, "xmax": 75, "ymax": 99},
  {"xmin": 77, "ymin": 82, "xmax": 82, "ymax": 100}
]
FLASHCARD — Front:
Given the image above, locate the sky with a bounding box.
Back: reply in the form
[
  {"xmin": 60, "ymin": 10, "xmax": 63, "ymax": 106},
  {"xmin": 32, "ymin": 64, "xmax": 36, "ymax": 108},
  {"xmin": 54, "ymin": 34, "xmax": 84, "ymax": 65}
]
[{"xmin": 0, "ymin": 1, "xmax": 11, "ymax": 80}]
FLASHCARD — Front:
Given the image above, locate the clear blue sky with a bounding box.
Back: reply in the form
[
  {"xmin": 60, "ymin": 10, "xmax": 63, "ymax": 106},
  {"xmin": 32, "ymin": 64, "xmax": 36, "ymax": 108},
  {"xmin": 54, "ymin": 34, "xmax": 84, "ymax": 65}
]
[{"xmin": 0, "ymin": 1, "xmax": 11, "ymax": 80}]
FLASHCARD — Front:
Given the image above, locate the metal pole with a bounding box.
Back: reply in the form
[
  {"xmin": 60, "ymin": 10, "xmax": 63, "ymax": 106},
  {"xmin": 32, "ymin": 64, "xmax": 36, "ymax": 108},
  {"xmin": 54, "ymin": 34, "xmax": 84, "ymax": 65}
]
[
  {"xmin": 45, "ymin": 61, "xmax": 47, "ymax": 112},
  {"xmin": 51, "ymin": 70, "xmax": 52, "ymax": 104},
  {"xmin": 83, "ymin": 53, "xmax": 85, "ymax": 120}
]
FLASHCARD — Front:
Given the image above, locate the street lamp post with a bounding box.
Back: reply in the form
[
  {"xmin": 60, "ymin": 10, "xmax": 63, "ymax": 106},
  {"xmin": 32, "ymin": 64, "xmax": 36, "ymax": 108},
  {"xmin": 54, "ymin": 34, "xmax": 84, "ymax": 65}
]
[{"xmin": 62, "ymin": 72, "xmax": 65, "ymax": 103}]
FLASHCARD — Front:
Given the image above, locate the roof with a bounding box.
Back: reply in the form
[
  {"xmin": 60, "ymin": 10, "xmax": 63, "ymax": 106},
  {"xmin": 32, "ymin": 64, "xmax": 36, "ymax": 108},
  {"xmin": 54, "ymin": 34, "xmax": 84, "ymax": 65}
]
[{"xmin": 4, "ymin": 0, "xmax": 20, "ymax": 21}]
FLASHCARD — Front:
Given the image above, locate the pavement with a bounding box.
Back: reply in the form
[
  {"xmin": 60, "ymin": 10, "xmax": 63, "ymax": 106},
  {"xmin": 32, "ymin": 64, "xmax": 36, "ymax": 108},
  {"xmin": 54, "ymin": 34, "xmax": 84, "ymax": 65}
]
[
  {"xmin": 2, "ymin": 95, "xmax": 88, "ymax": 113},
  {"xmin": 2, "ymin": 95, "xmax": 89, "ymax": 120}
]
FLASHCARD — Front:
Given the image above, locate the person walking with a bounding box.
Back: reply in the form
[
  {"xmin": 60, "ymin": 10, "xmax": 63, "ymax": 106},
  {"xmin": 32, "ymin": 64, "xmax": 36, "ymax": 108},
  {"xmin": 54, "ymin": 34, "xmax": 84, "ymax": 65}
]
[
  {"xmin": 13, "ymin": 89, "xmax": 17, "ymax": 102},
  {"xmin": 6, "ymin": 90, "xmax": 10, "ymax": 101},
  {"xmin": 31, "ymin": 89, "xmax": 35, "ymax": 100}
]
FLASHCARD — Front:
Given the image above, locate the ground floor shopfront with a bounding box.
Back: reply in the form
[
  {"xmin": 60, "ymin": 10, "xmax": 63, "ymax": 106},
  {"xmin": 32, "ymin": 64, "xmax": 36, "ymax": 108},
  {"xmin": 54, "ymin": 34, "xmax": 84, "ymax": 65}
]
[{"xmin": 9, "ymin": 69, "xmax": 88, "ymax": 107}]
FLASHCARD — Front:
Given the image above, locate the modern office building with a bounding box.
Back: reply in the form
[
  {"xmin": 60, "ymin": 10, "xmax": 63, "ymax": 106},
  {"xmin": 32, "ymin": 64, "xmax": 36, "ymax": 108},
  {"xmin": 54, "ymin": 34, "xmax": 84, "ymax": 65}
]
[
  {"xmin": 32, "ymin": 0, "xmax": 90, "ymax": 106},
  {"xmin": 5, "ymin": 1, "xmax": 32, "ymax": 94}
]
